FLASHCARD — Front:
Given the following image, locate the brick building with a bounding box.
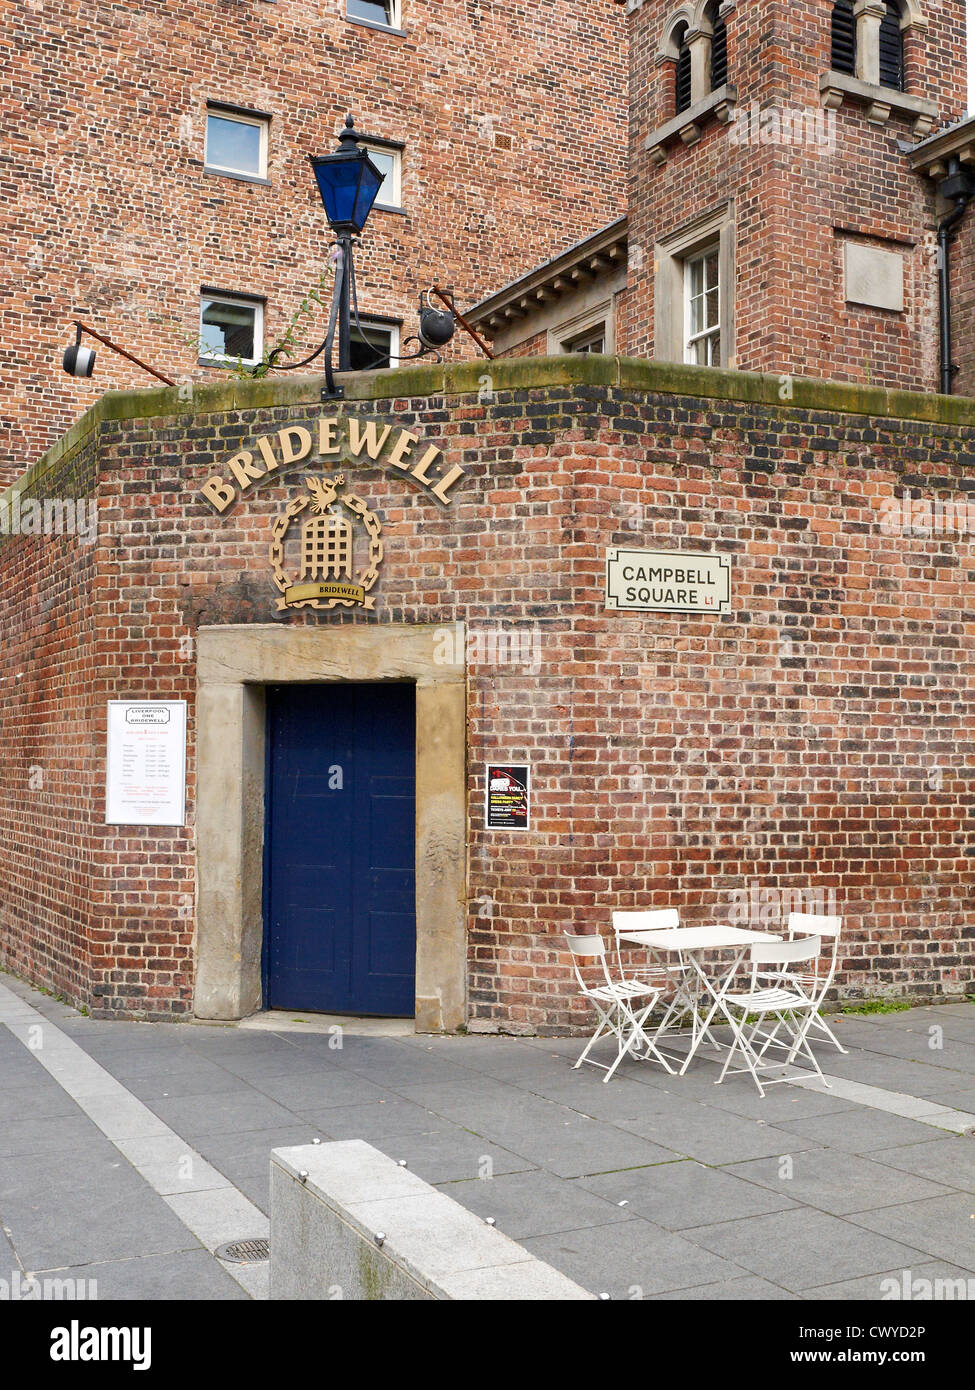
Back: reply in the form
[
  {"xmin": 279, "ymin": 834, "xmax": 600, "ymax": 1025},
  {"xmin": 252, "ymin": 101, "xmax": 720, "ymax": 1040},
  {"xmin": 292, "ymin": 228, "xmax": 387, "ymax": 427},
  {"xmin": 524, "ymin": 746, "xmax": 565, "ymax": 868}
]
[
  {"xmin": 2, "ymin": 0, "xmax": 627, "ymax": 487},
  {"xmin": 0, "ymin": 359, "xmax": 972, "ymax": 1026},
  {"xmin": 469, "ymin": 0, "xmax": 975, "ymax": 399},
  {"xmin": 1, "ymin": 1, "xmax": 973, "ymax": 1031}
]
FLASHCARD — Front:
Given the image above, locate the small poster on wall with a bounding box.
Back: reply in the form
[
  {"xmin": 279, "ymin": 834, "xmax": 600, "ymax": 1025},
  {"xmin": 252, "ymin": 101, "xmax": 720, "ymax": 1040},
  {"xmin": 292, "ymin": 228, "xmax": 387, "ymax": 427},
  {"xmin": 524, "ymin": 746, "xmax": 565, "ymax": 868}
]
[
  {"xmin": 106, "ymin": 701, "xmax": 187, "ymax": 827},
  {"xmin": 485, "ymin": 763, "xmax": 531, "ymax": 831}
]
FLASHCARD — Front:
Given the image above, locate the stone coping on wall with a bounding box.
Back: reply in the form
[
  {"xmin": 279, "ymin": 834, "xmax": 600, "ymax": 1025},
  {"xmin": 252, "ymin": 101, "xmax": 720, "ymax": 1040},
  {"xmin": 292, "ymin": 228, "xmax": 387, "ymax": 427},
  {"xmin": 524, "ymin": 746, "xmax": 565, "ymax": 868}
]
[{"xmin": 9, "ymin": 353, "xmax": 975, "ymax": 504}]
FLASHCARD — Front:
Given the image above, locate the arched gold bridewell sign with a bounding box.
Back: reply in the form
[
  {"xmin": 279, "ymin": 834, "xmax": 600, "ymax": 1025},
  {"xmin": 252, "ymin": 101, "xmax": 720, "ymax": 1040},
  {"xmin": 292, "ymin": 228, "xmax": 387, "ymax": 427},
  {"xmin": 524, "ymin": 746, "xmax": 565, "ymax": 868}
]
[{"xmin": 196, "ymin": 415, "xmax": 468, "ymax": 614}]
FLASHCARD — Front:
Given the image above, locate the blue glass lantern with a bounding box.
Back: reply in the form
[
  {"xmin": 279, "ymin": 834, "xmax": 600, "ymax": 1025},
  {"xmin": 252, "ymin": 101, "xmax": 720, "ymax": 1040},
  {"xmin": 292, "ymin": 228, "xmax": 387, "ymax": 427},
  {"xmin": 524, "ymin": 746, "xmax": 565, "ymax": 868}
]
[{"xmin": 309, "ymin": 114, "xmax": 384, "ymax": 234}]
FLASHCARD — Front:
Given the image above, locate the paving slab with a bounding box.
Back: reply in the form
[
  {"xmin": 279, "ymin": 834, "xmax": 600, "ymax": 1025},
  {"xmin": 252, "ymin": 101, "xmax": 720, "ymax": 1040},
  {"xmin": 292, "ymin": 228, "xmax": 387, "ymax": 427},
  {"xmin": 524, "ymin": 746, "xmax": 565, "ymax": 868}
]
[
  {"xmin": 774, "ymin": 1108, "xmax": 953, "ymax": 1154},
  {"xmin": 0, "ymin": 1113, "xmax": 113, "ymax": 1159},
  {"xmin": 579, "ymin": 1159, "xmax": 800, "ymax": 1229},
  {"xmin": 30, "ymin": 1248, "xmax": 251, "ymax": 1301},
  {"xmin": 139, "ymin": 1088, "xmax": 303, "ymax": 1139},
  {"xmin": 505, "ymin": 1072, "xmax": 689, "ymax": 1123},
  {"xmin": 845, "ymin": 1192, "xmax": 975, "ymax": 1273},
  {"xmin": 249, "ymin": 1068, "xmax": 395, "ymax": 1111},
  {"xmin": 725, "ymin": 1148, "xmax": 955, "ymax": 1216},
  {"xmin": 299, "ymin": 1098, "xmax": 443, "ymax": 1141},
  {"xmin": 436, "ymin": 1170, "xmax": 632, "ymax": 1240},
  {"xmin": 683, "ymin": 1207, "xmax": 928, "ymax": 1292},
  {"xmin": 647, "ymin": 1275, "xmax": 799, "ymax": 1300},
  {"xmin": 522, "ymin": 1218, "xmax": 748, "ymax": 1298},
  {"xmin": 809, "ymin": 1051, "xmax": 973, "ymax": 1096},
  {"xmin": 121, "ymin": 1066, "xmax": 259, "ymax": 1102},
  {"xmin": 803, "ymin": 1259, "xmax": 975, "ymax": 1301},
  {"xmin": 0, "ymin": 1153, "xmax": 202, "ymax": 1271},
  {"xmin": 455, "ymin": 1112, "xmax": 680, "ymax": 1178},
  {"xmin": 370, "ymin": 1127, "xmax": 537, "ymax": 1185},
  {"xmin": 0, "ymin": 1081, "xmax": 85, "ymax": 1123},
  {"xmin": 622, "ymin": 1097, "xmax": 824, "ymax": 1165},
  {"xmin": 866, "ymin": 1135, "xmax": 975, "ymax": 1190}
]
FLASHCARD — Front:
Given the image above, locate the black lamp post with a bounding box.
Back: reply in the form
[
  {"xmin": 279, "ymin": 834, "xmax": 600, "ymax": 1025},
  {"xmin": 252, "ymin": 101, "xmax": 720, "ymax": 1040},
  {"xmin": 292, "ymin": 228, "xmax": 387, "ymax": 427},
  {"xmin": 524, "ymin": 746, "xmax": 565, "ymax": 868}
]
[
  {"xmin": 309, "ymin": 115, "xmax": 384, "ymax": 394},
  {"xmin": 261, "ymin": 113, "xmax": 459, "ymax": 394}
]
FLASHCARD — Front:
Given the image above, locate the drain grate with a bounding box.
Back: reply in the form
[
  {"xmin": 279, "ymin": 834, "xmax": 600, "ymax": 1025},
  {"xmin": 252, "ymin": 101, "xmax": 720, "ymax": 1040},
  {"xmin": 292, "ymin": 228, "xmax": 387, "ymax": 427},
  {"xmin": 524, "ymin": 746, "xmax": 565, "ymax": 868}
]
[{"xmin": 215, "ymin": 1237, "xmax": 270, "ymax": 1264}]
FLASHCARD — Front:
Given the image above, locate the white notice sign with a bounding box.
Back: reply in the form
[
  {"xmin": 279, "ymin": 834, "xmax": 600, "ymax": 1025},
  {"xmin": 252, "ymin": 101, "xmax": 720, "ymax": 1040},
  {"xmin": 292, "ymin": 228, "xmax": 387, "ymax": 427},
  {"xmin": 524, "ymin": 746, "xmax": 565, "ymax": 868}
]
[
  {"xmin": 605, "ymin": 548, "xmax": 731, "ymax": 614},
  {"xmin": 106, "ymin": 701, "xmax": 187, "ymax": 826}
]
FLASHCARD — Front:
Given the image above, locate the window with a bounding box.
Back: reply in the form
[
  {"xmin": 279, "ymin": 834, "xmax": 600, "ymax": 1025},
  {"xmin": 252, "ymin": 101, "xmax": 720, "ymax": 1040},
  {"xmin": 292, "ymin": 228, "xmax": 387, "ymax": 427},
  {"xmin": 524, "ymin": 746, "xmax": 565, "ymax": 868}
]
[
  {"xmin": 562, "ymin": 325, "xmax": 606, "ymax": 354},
  {"xmin": 349, "ymin": 318, "xmax": 400, "ymax": 370},
  {"xmin": 831, "ymin": 0, "xmax": 857, "ymax": 76},
  {"xmin": 358, "ymin": 142, "xmax": 402, "ymax": 209},
  {"xmin": 684, "ymin": 246, "xmax": 720, "ymax": 365},
  {"xmin": 205, "ymin": 109, "xmax": 269, "ymax": 180},
  {"xmin": 655, "ymin": 207, "xmax": 732, "ymax": 365},
  {"xmin": 199, "ymin": 293, "xmax": 263, "ymax": 365},
  {"xmin": 675, "ymin": 25, "xmax": 692, "ymax": 114},
  {"xmin": 347, "ymin": 0, "xmax": 400, "ymax": 28},
  {"xmin": 708, "ymin": 3, "xmax": 728, "ymax": 89},
  {"xmin": 879, "ymin": 1, "xmax": 904, "ymax": 89}
]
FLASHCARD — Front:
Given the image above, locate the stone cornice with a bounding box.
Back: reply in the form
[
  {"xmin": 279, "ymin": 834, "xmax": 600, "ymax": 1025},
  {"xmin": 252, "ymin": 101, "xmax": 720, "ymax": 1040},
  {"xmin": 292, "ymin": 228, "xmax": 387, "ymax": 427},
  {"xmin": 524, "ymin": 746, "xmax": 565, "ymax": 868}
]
[
  {"xmin": 645, "ymin": 84, "xmax": 738, "ymax": 164},
  {"xmin": 819, "ymin": 70, "xmax": 939, "ymax": 136}
]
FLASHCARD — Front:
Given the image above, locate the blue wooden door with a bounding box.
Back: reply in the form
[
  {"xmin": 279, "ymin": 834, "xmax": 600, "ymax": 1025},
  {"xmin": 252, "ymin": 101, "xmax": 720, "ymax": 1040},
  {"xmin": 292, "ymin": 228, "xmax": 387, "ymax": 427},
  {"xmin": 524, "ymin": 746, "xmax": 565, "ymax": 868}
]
[{"xmin": 264, "ymin": 683, "xmax": 416, "ymax": 1015}]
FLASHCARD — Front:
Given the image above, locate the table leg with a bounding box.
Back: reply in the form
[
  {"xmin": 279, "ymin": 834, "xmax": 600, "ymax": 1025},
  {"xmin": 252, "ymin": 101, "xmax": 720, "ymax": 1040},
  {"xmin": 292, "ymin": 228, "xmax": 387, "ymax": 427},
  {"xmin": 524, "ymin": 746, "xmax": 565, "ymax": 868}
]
[{"xmin": 678, "ymin": 948, "xmax": 749, "ymax": 1075}]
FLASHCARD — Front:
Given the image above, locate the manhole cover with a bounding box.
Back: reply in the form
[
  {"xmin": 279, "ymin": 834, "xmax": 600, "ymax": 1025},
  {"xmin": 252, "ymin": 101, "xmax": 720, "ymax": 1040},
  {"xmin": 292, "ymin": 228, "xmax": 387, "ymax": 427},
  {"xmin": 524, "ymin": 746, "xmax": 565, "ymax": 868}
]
[{"xmin": 215, "ymin": 1238, "xmax": 270, "ymax": 1264}]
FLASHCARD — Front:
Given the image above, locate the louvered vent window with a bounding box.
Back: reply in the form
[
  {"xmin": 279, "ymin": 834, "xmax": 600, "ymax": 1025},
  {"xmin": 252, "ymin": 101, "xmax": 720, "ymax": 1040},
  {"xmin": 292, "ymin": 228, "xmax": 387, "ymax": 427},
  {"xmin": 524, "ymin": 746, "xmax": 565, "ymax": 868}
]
[
  {"xmin": 831, "ymin": 0, "xmax": 857, "ymax": 75},
  {"xmin": 710, "ymin": 13, "xmax": 728, "ymax": 89},
  {"xmin": 676, "ymin": 32, "xmax": 692, "ymax": 113},
  {"xmin": 879, "ymin": 0, "xmax": 904, "ymax": 89}
]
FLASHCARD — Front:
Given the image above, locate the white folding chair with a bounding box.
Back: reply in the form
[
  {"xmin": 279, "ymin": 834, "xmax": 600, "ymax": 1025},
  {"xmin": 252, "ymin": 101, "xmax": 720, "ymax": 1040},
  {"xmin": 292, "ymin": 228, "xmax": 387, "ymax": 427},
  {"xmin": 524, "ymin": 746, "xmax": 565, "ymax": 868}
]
[
  {"xmin": 612, "ymin": 909, "xmax": 696, "ymax": 1044},
  {"xmin": 564, "ymin": 933, "xmax": 674, "ymax": 1082},
  {"xmin": 716, "ymin": 936, "xmax": 830, "ymax": 1097},
  {"xmin": 783, "ymin": 912, "xmax": 847, "ymax": 1054}
]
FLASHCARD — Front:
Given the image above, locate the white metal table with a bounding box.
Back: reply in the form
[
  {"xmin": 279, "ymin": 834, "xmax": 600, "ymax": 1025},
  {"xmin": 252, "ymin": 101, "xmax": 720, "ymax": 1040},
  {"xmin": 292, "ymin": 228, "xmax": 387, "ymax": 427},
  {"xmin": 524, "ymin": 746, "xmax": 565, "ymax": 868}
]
[{"xmin": 619, "ymin": 924, "xmax": 783, "ymax": 1074}]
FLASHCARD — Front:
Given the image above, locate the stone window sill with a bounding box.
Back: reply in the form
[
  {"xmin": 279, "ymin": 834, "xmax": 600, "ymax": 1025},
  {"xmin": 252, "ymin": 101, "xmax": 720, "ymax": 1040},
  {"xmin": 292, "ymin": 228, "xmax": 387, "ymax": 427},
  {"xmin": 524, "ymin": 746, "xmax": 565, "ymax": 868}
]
[
  {"xmin": 345, "ymin": 15, "xmax": 407, "ymax": 37},
  {"xmin": 645, "ymin": 85, "xmax": 738, "ymax": 165},
  {"xmin": 819, "ymin": 71, "xmax": 938, "ymax": 137}
]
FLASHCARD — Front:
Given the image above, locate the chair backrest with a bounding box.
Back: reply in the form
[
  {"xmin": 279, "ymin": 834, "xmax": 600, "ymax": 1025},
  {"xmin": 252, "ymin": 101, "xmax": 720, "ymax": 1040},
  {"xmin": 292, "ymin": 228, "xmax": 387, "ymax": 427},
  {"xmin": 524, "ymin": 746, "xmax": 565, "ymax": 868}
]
[
  {"xmin": 564, "ymin": 933, "xmax": 611, "ymax": 994},
  {"xmin": 612, "ymin": 909, "xmax": 679, "ymax": 935},
  {"xmin": 750, "ymin": 936, "xmax": 822, "ymax": 967},
  {"xmin": 565, "ymin": 933, "xmax": 608, "ymax": 959},
  {"xmin": 788, "ymin": 912, "xmax": 842, "ymax": 939}
]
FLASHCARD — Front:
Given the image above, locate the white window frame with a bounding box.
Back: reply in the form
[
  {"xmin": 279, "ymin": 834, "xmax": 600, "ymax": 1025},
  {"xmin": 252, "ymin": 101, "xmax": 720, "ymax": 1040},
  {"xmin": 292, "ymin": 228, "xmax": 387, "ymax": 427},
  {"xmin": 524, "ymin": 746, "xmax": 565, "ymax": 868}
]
[
  {"xmin": 346, "ymin": 0, "xmax": 402, "ymax": 31},
  {"xmin": 204, "ymin": 108, "xmax": 269, "ymax": 180},
  {"xmin": 683, "ymin": 242, "xmax": 721, "ymax": 366},
  {"xmin": 562, "ymin": 324, "xmax": 608, "ymax": 354},
  {"xmin": 350, "ymin": 317, "xmax": 401, "ymax": 370},
  {"xmin": 547, "ymin": 298, "xmax": 616, "ymax": 356},
  {"xmin": 654, "ymin": 203, "xmax": 734, "ymax": 366},
  {"xmin": 360, "ymin": 142, "xmax": 403, "ymax": 210},
  {"xmin": 199, "ymin": 292, "xmax": 264, "ymax": 367}
]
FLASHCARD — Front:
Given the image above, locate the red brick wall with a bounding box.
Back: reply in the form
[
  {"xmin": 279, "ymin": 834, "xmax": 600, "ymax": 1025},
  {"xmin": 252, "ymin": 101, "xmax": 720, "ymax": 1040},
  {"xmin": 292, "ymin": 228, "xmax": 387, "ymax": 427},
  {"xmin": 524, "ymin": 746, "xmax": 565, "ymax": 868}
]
[
  {"xmin": 952, "ymin": 209, "xmax": 975, "ymax": 397},
  {"xmin": 623, "ymin": 0, "xmax": 968, "ymax": 389},
  {"xmin": 0, "ymin": 444, "xmax": 100, "ymax": 1007},
  {"xmin": 2, "ymin": 0, "xmax": 626, "ymax": 487},
  {"xmin": 1, "ymin": 364, "xmax": 972, "ymax": 1026}
]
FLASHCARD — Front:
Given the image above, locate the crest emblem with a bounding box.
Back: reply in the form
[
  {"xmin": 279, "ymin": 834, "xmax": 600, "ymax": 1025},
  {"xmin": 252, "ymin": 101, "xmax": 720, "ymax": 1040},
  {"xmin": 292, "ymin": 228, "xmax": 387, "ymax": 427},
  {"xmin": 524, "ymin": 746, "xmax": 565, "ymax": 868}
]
[{"xmin": 269, "ymin": 474, "xmax": 384, "ymax": 612}]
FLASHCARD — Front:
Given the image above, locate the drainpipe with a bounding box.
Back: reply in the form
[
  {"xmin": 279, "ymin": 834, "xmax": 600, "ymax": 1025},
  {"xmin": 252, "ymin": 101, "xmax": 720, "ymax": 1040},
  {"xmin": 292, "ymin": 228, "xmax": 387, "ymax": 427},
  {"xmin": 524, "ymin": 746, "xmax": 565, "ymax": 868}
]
[{"xmin": 936, "ymin": 156, "xmax": 973, "ymax": 396}]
